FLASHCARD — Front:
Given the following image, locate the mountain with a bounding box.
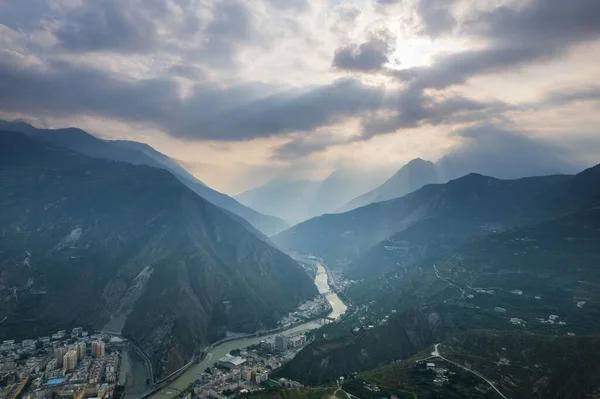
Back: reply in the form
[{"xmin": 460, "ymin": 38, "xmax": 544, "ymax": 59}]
[
  {"xmin": 345, "ymin": 163, "xmax": 600, "ymax": 279},
  {"xmin": 275, "ymin": 190, "xmax": 600, "ymax": 387},
  {"xmin": 272, "ymin": 171, "xmax": 579, "ymax": 269},
  {"xmin": 236, "ymin": 170, "xmax": 389, "ymax": 225},
  {"xmin": 344, "ymin": 331, "xmax": 600, "ymax": 399},
  {"xmin": 111, "ymin": 139, "xmax": 208, "ymax": 188},
  {"xmin": 0, "ymin": 130, "xmax": 317, "ymax": 377},
  {"xmin": 339, "ymin": 158, "xmax": 438, "ymax": 212},
  {"xmin": 236, "ymin": 178, "xmax": 318, "ymax": 225},
  {"xmin": 339, "ymin": 132, "xmax": 584, "ymax": 213},
  {"xmin": 0, "ymin": 120, "xmax": 288, "ymax": 236}
]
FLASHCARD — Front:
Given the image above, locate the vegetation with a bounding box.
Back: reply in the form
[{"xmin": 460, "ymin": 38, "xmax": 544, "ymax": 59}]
[
  {"xmin": 0, "ymin": 131, "xmax": 317, "ymax": 377},
  {"xmin": 276, "ymin": 165, "xmax": 600, "ymax": 394},
  {"xmin": 351, "ymin": 330, "xmax": 600, "ymax": 398},
  {"xmin": 241, "ymin": 387, "xmax": 336, "ymax": 399}
]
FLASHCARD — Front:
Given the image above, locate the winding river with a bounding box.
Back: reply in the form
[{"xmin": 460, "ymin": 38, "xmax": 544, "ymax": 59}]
[{"xmin": 151, "ymin": 263, "xmax": 346, "ymax": 398}]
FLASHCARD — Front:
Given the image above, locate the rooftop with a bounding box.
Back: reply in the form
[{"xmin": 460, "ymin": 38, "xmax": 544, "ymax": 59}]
[{"xmin": 218, "ymin": 354, "xmax": 246, "ymax": 367}]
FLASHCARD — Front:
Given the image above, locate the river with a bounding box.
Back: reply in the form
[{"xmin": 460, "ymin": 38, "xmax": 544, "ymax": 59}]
[{"xmin": 150, "ymin": 263, "xmax": 346, "ymax": 398}]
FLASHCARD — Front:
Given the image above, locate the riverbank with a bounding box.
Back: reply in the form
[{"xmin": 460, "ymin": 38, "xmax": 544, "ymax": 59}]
[{"xmin": 149, "ymin": 263, "xmax": 346, "ymax": 398}]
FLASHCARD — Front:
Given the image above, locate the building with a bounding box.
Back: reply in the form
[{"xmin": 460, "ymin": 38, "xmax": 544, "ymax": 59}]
[
  {"xmin": 22, "ymin": 339, "xmax": 36, "ymax": 349},
  {"xmin": 494, "ymin": 307, "xmax": 507, "ymax": 314},
  {"xmin": 217, "ymin": 354, "xmax": 246, "ymax": 370},
  {"xmin": 91, "ymin": 341, "xmax": 105, "ymax": 358},
  {"xmin": 254, "ymin": 371, "xmax": 269, "ymax": 384},
  {"xmin": 55, "ymin": 347, "xmax": 68, "ymax": 368},
  {"xmin": 289, "ymin": 335, "xmax": 306, "ymax": 348},
  {"xmin": 71, "ymin": 327, "xmax": 83, "ymax": 338},
  {"xmin": 63, "ymin": 350, "xmax": 78, "ymax": 372},
  {"xmin": 242, "ymin": 369, "xmax": 253, "ymax": 382},
  {"xmin": 76, "ymin": 342, "xmax": 86, "ymax": 360},
  {"xmin": 275, "ymin": 335, "xmax": 288, "ymax": 351},
  {"xmin": 1, "ymin": 340, "xmax": 16, "ymax": 352}
]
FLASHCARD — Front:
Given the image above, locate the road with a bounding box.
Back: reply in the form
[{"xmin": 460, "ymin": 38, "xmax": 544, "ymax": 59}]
[
  {"xmin": 432, "ymin": 264, "xmax": 466, "ymax": 297},
  {"xmin": 430, "ymin": 344, "xmax": 508, "ymax": 399}
]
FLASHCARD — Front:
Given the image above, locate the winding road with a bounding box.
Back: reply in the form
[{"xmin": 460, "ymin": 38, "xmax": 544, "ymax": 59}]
[{"xmin": 430, "ymin": 343, "xmax": 508, "ymax": 399}]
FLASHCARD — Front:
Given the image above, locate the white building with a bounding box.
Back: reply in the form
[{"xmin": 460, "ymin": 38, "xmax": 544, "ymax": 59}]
[{"xmin": 217, "ymin": 354, "xmax": 246, "ymax": 370}]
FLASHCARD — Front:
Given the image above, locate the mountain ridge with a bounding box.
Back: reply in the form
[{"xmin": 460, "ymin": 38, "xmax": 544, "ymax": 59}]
[
  {"xmin": 0, "ymin": 130, "xmax": 316, "ymax": 377},
  {"xmin": 0, "ymin": 120, "xmax": 288, "ymax": 236}
]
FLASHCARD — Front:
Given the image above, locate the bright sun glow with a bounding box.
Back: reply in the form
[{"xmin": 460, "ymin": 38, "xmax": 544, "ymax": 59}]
[{"xmin": 390, "ymin": 36, "xmax": 471, "ymax": 69}]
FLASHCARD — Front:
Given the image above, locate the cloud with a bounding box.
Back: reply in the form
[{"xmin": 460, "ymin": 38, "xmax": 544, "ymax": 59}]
[
  {"xmin": 0, "ymin": 0, "xmax": 598, "ymax": 175},
  {"xmin": 264, "ymin": 0, "xmax": 309, "ymax": 11},
  {"xmin": 393, "ymin": 0, "xmax": 600, "ymax": 90},
  {"xmin": 273, "ymin": 134, "xmax": 360, "ymax": 160},
  {"xmin": 417, "ymin": 0, "xmax": 456, "ymax": 38},
  {"xmin": 438, "ymin": 123, "xmax": 584, "ymax": 180},
  {"xmin": 465, "ymin": 0, "xmax": 600, "ymax": 49},
  {"xmin": 168, "ymin": 64, "xmax": 206, "ymax": 80},
  {"xmin": 391, "ymin": 46, "xmax": 551, "ymax": 89},
  {"xmin": 333, "ymin": 35, "xmax": 392, "ymax": 72},
  {"xmin": 0, "ymin": 49, "xmax": 504, "ymax": 143},
  {"xmin": 334, "ymin": 3, "xmax": 362, "ymax": 23},
  {"xmin": 543, "ymin": 86, "xmax": 600, "ymax": 106},
  {"xmin": 55, "ymin": 0, "xmax": 159, "ymax": 53}
]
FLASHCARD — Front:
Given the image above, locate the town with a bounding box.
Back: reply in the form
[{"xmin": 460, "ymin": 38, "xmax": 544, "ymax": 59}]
[
  {"xmin": 174, "ymin": 333, "xmax": 309, "ymax": 399},
  {"xmin": 0, "ymin": 328, "xmax": 123, "ymax": 399}
]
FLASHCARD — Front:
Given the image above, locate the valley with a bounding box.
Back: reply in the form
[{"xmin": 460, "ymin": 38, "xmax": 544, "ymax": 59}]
[
  {"xmin": 1, "ymin": 128, "xmax": 599, "ymax": 399},
  {"xmin": 1, "ymin": 1, "xmax": 600, "ymax": 398},
  {"xmin": 150, "ymin": 263, "xmax": 347, "ymax": 398}
]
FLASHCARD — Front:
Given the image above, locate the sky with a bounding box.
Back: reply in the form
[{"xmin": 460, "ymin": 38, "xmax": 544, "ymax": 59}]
[{"xmin": 0, "ymin": 0, "xmax": 599, "ymax": 194}]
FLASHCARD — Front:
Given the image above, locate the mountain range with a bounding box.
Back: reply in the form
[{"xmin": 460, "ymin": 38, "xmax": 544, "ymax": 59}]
[
  {"xmin": 0, "ymin": 130, "xmax": 316, "ymax": 376},
  {"xmin": 0, "ymin": 120, "xmax": 288, "ymax": 236},
  {"xmin": 236, "ymin": 169, "xmax": 390, "ymax": 226},
  {"xmin": 338, "ymin": 158, "xmax": 438, "ymax": 212},
  {"xmin": 273, "ymin": 164, "xmax": 600, "ymax": 393},
  {"xmin": 272, "ymin": 170, "xmax": 583, "ymax": 271},
  {"xmin": 338, "ymin": 142, "xmax": 583, "ymax": 214}
]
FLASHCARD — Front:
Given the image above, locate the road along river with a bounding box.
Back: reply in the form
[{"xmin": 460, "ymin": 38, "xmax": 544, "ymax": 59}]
[{"xmin": 151, "ymin": 263, "xmax": 346, "ymax": 398}]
